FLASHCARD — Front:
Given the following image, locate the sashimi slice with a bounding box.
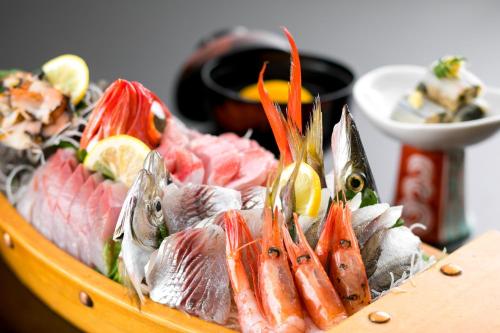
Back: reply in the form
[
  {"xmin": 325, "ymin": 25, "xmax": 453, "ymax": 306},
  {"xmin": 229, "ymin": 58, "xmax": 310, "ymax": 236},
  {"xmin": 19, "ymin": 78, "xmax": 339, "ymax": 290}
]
[
  {"xmin": 159, "ymin": 146, "xmax": 204, "ymax": 184},
  {"xmin": 49, "ymin": 160, "xmax": 79, "ymax": 250},
  {"xmin": 189, "ymin": 135, "xmax": 240, "ymax": 186},
  {"xmin": 225, "ymin": 148, "xmax": 276, "ymax": 190},
  {"xmin": 146, "ymin": 224, "xmax": 231, "ymax": 324},
  {"xmin": 88, "ymin": 180, "xmax": 127, "ymax": 274},
  {"xmin": 68, "ymin": 173, "xmax": 102, "ymax": 262}
]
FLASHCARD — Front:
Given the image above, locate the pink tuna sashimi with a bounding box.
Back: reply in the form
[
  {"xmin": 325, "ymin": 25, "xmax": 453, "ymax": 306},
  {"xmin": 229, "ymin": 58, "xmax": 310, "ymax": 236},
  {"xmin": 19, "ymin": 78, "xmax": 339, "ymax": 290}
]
[
  {"xmin": 67, "ymin": 173, "xmax": 102, "ymax": 262},
  {"xmin": 159, "ymin": 117, "xmax": 200, "ymax": 148},
  {"xmin": 225, "ymin": 148, "xmax": 276, "ymax": 190},
  {"xmin": 189, "ymin": 135, "xmax": 240, "ymax": 186},
  {"xmin": 88, "ymin": 180, "xmax": 127, "ymax": 274},
  {"xmin": 219, "ymin": 132, "xmax": 261, "ymax": 151},
  {"xmin": 159, "ymin": 146, "xmax": 205, "ymax": 184}
]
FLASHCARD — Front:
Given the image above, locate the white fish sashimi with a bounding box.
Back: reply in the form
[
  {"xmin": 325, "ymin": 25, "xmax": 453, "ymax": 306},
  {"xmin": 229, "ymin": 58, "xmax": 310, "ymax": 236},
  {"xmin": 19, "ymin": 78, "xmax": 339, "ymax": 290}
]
[
  {"xmin": 355, "ymin": 205, "xmax": 403, "ymax": 248},
  {"xmin": 362, "ymin": 227, "xmax": 422, "ymax": 292},
  {"xmin": 351, "ymin": 203, "xmax": 390, "ymax": 229},
  {"xmin": 146, "ymin": 224, "xmax": 231, "ymax": 324}
]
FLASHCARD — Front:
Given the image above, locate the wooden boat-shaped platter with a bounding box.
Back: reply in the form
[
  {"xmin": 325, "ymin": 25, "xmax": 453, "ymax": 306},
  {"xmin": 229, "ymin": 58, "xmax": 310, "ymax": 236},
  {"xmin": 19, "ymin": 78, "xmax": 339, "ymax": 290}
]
[{"xmin": 2, "ymin": 192, "xmax": 500, "ymax": 332}]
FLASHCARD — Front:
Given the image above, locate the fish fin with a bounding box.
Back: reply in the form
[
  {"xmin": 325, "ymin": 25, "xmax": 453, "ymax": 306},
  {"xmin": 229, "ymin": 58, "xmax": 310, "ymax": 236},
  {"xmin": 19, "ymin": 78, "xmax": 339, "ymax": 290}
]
[
  {"xmin": 283, "ymin": 27, "xmax": 302, "ymax": 133},
  {"xmin": 258, "ymin": 63, "xmax": 293, "ymax": 164},
  {"xmin": 279, "ymin": 147, "xmax": 305, "ymax": 239},
  {"xmin": 305, "ymin": 97, "xmax": 326, "ymax": 186},
  {"xmin": 265, "ymin": 158, "xmax": 283, "ymax": 209}
]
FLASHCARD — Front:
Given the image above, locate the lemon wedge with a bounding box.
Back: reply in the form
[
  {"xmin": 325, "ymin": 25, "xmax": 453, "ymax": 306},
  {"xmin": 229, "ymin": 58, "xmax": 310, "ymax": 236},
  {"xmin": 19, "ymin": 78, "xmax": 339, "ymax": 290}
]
[
  {"xmin": 84, "ymin": 135, "xmax": 151, "ymax": 187},
  {"xmin": 280, "ymin": 161, "xmax": 322, "ymax": 217},
  {"xmin": 42, "ymin": 54, "xmax": 89, "ymax": 105}
]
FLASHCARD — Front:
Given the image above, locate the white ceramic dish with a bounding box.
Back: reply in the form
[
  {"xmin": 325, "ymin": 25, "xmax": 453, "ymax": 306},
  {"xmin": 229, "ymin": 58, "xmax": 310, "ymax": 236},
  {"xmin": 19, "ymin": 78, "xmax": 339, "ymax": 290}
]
[{"xmin": 353, "ymin": 65, "xmax": 500, "ymax": 150}]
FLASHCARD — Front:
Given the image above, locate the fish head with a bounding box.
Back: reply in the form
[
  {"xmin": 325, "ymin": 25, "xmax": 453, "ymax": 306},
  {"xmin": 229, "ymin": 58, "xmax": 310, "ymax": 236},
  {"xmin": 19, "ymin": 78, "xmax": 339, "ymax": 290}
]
[
  {"xmin": 143, "ymin": 150, "xmax": 170, "ymax": 191},
  {"xmin": 331, "ymin": 106, "xmax": 378, "ymax": 201},
  {"xmin": 114, "ymin": 168, "xmax": 165, "ymax": 249}
]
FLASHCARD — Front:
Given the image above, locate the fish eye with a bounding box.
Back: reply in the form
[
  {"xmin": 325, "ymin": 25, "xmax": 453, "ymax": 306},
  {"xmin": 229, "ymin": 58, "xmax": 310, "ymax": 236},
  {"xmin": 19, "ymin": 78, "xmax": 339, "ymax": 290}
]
[
  {"xmin": 347, "ymin": 173, "xmax": 365, "ymax": 193},
  {"xmin": 155, "ymin": 200, "xmax": 162, "ymax": 212}
]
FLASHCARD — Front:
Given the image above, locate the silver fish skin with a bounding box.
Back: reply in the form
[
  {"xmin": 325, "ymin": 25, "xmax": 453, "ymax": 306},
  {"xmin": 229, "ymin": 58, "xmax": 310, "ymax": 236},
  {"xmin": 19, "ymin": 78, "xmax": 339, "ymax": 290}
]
[
  {"xmin": 362, "ymin": 226, "xmax": 422, "ymax": 293},
  {"xmin": 163, "ymin": 183, "xmax": 242, "ymax": 234},
  {"xmin": 145, "ymin": 224, "xmax": 231, "ymax": 324},
  {"xmin": 331, "ymin": 106, "xmax": 378, "ymax": 198},
  {"xmin": 240, "ymin": 186, "xmax": 266, "ymax": 210},
  {"xmin": 113, "ymin": 151, "xmax": 169, "ymax": 302}
]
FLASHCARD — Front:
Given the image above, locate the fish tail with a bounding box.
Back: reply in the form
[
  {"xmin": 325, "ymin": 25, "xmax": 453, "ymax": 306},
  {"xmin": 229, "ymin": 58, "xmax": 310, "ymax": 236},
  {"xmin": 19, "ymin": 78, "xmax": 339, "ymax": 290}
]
[
  {"xmin": 305, "ymin": 97, "xmax": 326, "ymax": 186},
  {"xmin": 119, "ymin": 256, "xmax": 145, "ymax": 307},
  {"xmin": 283, "ymin": 27, "xmax": 303, "ymax": 134},
  {"xmin": 258, "ymin": 63, "xmax": 293, "ymax": 165}
]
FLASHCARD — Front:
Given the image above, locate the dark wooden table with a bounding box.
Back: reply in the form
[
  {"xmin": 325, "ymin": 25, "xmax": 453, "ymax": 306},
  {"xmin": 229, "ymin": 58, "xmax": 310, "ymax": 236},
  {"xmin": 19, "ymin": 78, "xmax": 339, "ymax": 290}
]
[{"xmin": 0, "ymin": 257, "xmax": 79, "ymax": 333}]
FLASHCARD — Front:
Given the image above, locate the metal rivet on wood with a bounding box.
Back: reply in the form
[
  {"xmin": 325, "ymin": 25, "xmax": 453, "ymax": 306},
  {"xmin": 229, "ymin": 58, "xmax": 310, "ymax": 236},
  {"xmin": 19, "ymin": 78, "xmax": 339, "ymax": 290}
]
[
  {"xmin": 369, "ymin": 311, "xmax": 391, "ymax": 324},
  {"xmin": 79, "ymin": 291, "xmax": 94, "ymax": 308},
  {"xmin": 3, "ymin": 232, "xmax": 13, "ymax": 248},
  {"xmin": 440, "ymin": 263, "xmax": 463, "ymax": 276}
]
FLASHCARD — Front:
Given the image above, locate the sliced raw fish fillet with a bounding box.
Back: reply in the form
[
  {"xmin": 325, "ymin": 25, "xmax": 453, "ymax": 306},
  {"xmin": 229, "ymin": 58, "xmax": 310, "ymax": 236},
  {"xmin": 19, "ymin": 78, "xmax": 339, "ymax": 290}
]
[
  {"xmin": 160, "ymin": 146, "xmax": 205, "ymax": 184},
  {"xmin": 88, "ymin": 180, "xmax": 128, "ymax": 274},
  {"xmin": 163, "ymin": 183, "xmax": 242, "ymax": 234},
  {"xmin": 362, "ymin": 226, "xmax": 422, "ymax": 292},
  {"xmin": 146, "ymin": 224, "xmax": 230, "ymax": 324},
  {"xmin": 68, "ymin": 173, "xmax": 102, "ymax": 263},
  {"xmin": 17, "ymin": 166, "xmax": 44, "ymax": 222},
  {"xmin": 190, "ymin": 135, "xmax": 240, "ymax": 186},
  {"xmin": 351, "ymin": 203, "xmax": 390, "ymax": 229},
  {"xmin": 355, "ymin": 206, "xmax": 403, "ymax": 248},
  {"xmin": 224, "ymin": 148, "xmax": 276, "ymax": 191},
  {"xmin": 56, "ymin": 164, "xmax": 89, "ymax": 252}
]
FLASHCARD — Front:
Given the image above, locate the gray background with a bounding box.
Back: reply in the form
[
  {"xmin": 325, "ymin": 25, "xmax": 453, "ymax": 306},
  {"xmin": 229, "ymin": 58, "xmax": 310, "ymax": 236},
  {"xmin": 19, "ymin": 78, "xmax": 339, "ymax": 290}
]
[{"xmin": 2, "ymin": 0, "xmax": 499, "ymax": 236}]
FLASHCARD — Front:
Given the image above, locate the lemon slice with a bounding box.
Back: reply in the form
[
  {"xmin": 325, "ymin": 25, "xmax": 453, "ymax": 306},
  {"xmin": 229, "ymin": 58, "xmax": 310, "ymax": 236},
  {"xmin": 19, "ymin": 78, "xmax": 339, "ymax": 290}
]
[
  {"xmin": 42, "ymin": 54, "xmax": 89, "ymax": 105},
  {"xmin": 280, "ymin": 161, "xmax": 322, "ymax": 217},
  {"xmin": 84, "ymin": 135, "xmax": 151, "ymax": 187}
]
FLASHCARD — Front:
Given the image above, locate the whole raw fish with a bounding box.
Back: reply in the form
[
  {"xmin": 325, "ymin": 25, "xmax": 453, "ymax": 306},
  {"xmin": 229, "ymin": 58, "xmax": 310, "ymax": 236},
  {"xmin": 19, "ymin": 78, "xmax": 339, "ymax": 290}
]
[{"xmin": 331, "ymin": 107, "xmax": 424, "ymax": 295}]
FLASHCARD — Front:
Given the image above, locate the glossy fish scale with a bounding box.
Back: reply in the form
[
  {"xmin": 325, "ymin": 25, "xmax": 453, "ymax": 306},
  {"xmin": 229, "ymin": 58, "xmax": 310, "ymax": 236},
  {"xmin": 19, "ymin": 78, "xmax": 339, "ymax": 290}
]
[
  {"xmin": 163, "ymin": 183, "xmax": 242, "ymax": 234},
  {"xmin": 362, "ymin": 226, "xmax": 421, "ymax": 292},
  {"xmin": 146, "ymin": 224, "xmax": 230, "ymax": 324}
]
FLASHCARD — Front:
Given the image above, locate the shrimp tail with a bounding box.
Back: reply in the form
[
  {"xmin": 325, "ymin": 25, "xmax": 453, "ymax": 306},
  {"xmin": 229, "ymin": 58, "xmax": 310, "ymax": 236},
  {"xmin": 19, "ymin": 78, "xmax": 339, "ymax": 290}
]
[
  {"xmin": 283, "ymin": 27, "xmax": 303, "ymax": 134},
  {"xmin": 258, "ymin": 63, "xmax": 293, "ymax": 165}
]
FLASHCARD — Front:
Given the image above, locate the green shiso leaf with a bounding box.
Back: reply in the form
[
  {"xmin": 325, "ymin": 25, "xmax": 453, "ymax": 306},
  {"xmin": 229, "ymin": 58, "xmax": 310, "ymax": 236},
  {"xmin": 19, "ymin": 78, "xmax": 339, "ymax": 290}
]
[
  {"xmin": 360, "ymin": 188, "xmax": 379, "ymax": 208},
  {"xmin": 391, "ymin": 217, "xmax": 405, "ymax": 228},
  {"xmin": 76, "ymin": 149, "xmax": 87, "ymax": 164},
  {"xmin": 105, "ymin": 241, "xmax": 122, "ymax": 283}
]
